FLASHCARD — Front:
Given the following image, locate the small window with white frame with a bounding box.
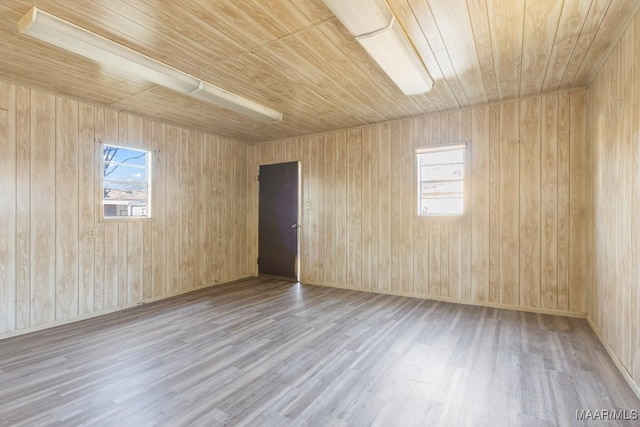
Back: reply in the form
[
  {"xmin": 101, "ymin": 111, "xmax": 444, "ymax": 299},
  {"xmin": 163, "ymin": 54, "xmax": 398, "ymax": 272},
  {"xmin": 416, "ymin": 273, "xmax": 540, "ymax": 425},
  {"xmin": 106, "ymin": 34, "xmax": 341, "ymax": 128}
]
[
  {"xmin": 102, "ymin": 142, "xmax": 151, "ymax": 219},
  {"xmin": 416, "ymin": 144, "xmax": 466, "ymax": 216}
]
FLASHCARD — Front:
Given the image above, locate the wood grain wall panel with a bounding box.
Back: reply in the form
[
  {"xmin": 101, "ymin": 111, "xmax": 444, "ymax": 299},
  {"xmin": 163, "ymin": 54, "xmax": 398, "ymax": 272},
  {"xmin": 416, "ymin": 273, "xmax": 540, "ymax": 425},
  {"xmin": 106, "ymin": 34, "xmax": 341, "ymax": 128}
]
[
  {"xmin": 488, "ymin": 105, "xmax": 500, "ymax": 303},
  {"xmin": 471, "ymin": 106, "xmax": 490, "ymax": 302},
  {"xmin": 15, "ymin": 87, "xmax": 30, "ymax": 329},
  {"xmin": 334, "ymin": 131, "xmax": 348, "ymax": 287},
  {"xmin": 151, "ymin": 121, "xmax": 166, "ymax": 298},
  {"xmin": 164, "ymin": 125, "xmax": 181, "ymax": 295},
  {"xmin": 587, "ymin": 10, "xmax": 640, "ymax": 392},
  {"xmin": 499, "ymin": 101, "xmax": 520, "ymax": 305},
  {"xmin": 94, "ymin": 108, "xmax": 106, "ymax": 310},
  {"xmin": 78, "ymin": 103, "xmax": 95, "ymax": 315},
  {"xmin": 569, "ymin": 90, "xmax": 586, "ymax": 313},
  {"xmin": 323, "ymin": 132, "xmax": 336, "ymax": 285},
  {"xmin": 252, "ymin": 90, "xmax": 586, "ymax": 316},
  {"xmin": 0, "ymin": 82, "xmax": 15, "ymax": 333},
  {"xmin": 557, "ymin": 93, "xmax": 571, "ymax": 311},
  {"xmin": 460, "ymin": 110, "xmax": 472, "ymax": 301},
  {"xmin": 0, "ymin": 83, "xmax": 252, "ymax": 339},
  {"xmin": 541, "ymin": 95, "xmax": 559, "ymax": 310},
  {"xmin": 30, "ymin": 91, "xmax": 56, "ymax": 326},
  {"xmin": 55, "ymin": 97, "xmax": 79, "ymax": 320},
  {"xmin": 519, "ymin": 96, "xmax": 541, "ymax": 308},
  {"xmin": 398, "ymin": 120, "xmax": 414, "ymax": 295},
  {"xmin": 346, "ymin": 129, "xmax": 363, "ymax": 290}
]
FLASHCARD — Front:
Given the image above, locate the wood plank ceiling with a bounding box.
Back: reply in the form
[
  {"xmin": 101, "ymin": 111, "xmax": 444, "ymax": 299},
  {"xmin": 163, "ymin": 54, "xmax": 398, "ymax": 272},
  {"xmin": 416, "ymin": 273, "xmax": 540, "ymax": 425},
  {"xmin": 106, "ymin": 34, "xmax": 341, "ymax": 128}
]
[{"xmin": 0, "ymin": 0, "xmax": 637, "ymax": 143}]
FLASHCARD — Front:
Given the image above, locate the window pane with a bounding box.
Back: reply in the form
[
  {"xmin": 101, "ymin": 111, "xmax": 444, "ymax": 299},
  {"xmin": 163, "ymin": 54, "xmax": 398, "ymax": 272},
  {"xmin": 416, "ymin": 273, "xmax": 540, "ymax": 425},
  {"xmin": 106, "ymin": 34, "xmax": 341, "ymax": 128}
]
[
  {"xmin": 420, "ymin": 181, "xmax": 463, "ymax": 197},
  {"xmin": 420, "ymin": 163, "xmax": 464, "ymax": 180},
  {"xmin": 104, "ymin": 146, "xmax": 147, "ymax": 166},
  {"xmin": 103, "ymin": 144, "xmax": 150, "ymax": 219},
  {"xmin": 103, "ymin": 164, "xmax": 147, "ymax": 183},
  {"xmin": 419, "ymin": 149, "xmax": 464, "ymax": 166},
  {"xmin": 420, "ymin": 198, "xmax": 463, "ymax": 215}
]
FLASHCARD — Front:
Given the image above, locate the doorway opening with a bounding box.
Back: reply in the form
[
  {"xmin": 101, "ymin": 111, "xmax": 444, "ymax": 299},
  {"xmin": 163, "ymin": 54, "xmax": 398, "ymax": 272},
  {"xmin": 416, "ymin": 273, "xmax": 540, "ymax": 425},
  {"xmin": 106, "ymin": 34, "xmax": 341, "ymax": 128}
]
[{"xmin": 258, "ymin": 161, "xmax": 300, "ymax": 280}]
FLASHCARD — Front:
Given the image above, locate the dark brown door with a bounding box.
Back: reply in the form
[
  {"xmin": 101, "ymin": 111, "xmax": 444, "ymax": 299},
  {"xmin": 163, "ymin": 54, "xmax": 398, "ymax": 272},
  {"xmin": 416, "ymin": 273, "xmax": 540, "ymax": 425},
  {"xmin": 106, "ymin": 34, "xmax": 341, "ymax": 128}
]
[{"xmin": 258, "ymin": 162, "xmax": 299, "ymax": 278}]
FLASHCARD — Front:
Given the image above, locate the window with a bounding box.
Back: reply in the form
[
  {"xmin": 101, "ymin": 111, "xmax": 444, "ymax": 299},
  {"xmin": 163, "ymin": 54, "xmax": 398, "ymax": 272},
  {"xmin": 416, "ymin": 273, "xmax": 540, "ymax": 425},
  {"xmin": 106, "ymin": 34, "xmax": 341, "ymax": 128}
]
[
  {"xmin": 417, "ymin": 144, "xmax": 465, "ymax": 216},
  {"xmin": 102, "ymin": 143, "xmax": 151, "ymax": 219}
]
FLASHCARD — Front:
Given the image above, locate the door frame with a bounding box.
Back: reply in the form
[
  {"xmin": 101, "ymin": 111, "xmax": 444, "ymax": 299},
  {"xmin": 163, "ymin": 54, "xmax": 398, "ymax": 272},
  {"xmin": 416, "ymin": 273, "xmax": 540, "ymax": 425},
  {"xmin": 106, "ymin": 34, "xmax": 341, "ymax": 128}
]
[{"xmin": 254, "ymin": 160, "xmax": 302, "ymax": 281}]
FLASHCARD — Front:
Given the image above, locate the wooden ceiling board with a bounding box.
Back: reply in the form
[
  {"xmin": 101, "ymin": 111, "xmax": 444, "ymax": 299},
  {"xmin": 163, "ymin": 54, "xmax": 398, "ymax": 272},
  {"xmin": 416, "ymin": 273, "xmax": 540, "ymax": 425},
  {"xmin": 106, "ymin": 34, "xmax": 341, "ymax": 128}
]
[
  {"xmin": 572, "ymin": 0, "xmax": 640, "ymax": 86},
  {"xmin": 520, "ymin": 0, "xmax": 564, "ymax": 96},
  {"xmin": 486, "ymin": 0, "xmax": 526, "ymax": 100},
  {"xmin": 0, "ymin": 0, "xmax": 636, "ymax": 143},
  {"xmin": 542, "ymin": 0, "xmax": 593, "ymax": 92},
  {"xmin": 427, "ymin": 0, "xmax": 488, "ymax": 105},
  {"xmin": 466, "ymin": 0, "xmax": 499, "ymax": 103}
]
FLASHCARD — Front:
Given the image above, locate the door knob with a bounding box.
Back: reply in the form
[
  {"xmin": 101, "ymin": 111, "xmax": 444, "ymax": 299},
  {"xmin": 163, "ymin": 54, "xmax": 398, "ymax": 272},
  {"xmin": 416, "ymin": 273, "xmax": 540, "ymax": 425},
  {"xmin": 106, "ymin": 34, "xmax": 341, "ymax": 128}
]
[{"xmin": 291, "ymin": 223, "xmax": 299, "ymax": 229}]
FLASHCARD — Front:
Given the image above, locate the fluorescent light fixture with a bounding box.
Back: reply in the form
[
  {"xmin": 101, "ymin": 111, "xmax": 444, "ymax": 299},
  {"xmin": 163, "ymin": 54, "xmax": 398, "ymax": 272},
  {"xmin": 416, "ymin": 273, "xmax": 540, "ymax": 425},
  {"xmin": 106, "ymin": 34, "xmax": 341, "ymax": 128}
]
[
  {"xmin": 322, "ymin": 0, "xmax": 433, "ymax": 95},
  {"xmin": 17, "ymin": 7, "xmax": 283, "ymax": 124}
]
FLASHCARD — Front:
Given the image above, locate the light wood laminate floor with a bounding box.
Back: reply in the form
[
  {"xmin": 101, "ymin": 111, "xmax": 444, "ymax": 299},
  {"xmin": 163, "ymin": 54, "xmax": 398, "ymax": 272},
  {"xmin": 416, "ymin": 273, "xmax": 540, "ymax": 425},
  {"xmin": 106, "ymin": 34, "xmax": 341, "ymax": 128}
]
[{"xmin": 0, "ymin": 277, "xmax": 637, "ymax": 426}]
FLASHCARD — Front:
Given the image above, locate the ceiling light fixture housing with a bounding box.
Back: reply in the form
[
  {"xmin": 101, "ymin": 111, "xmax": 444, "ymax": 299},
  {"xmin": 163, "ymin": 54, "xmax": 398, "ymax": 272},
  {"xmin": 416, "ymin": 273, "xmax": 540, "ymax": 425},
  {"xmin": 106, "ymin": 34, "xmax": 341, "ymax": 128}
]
[
  {"xmin": 322, "ymin": 0, "xmax": 433, "ymax": 96},
  {"xmin": 17, "ymin": 7, "xmax": 283, "ymax": 124}
]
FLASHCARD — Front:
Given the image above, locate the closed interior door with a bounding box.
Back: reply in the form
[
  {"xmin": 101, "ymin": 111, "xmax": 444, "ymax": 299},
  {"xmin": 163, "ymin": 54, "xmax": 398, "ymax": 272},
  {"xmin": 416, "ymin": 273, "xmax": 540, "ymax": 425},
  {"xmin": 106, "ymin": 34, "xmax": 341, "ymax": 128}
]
[{"xmin": 258, "ymin": 162, "xmax": 299, "ymax": 278}]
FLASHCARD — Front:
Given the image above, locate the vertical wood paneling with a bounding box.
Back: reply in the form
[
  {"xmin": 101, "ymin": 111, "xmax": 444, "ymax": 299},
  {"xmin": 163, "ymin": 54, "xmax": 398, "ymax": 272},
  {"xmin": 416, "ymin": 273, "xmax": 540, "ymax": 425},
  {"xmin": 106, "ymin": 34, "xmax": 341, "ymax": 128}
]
[
  {"xmin": 0, "ymin": 82, "xmax": 255, "ymax": 339},
  {"xmin": 0, "ymin": 82, "xmax": 16, "ymax": 333},
  {"xmin": 30, "ymin": 91, "xmax": 56, "ymax": 326},
  {"xmin": 557, "ymin": 93, "xmax": 571, "ymax": 311},
  {"xmin": 488, "ymin": 105, "xmax": 501, "ymax": 303},
  {"xmin": 151, "ymin": 122, "xmax": 166, "ymax": 298},
  {"xmin": 471, "ymin": 106, "xmax": 490, "ymax": 302},
  {"xmin": 323, "ymin": 132, "xmax": 336, "ymax": 285},
  {"xmin": 587, "ymin": 11, "xmax": 640, "ymax": 392},
  {"xmin": 361, "ymin": 129, "xmax": 372, "ymax": 291},
  {"xmin": 142, "ymin": 121, "xmax": 153, "ymax": 300},
  {"xmin": 461, "ymin": 109, "xmax": 472, "ymax": 301},
  {"xmin": 377, "ymin": 123, "xmax": 392, "ymax": 292},
  {"xmin": 346, "ymin": 129, "xmax": 362, "ymax": 289},
  {"xmin": 334, "ymin": 130, "xmax": 347, "ymax": 287},
  {"xmin": 519, "ymin": 97, "xmax": 541, "ymax": 308},
  {"xmin": 165, "ymin": 125, "xmax": 180, "ymax": 295},
  {"xmin": 78, "ymin": 103, "xmax": 95, "ymax": 315},
  {"xmin": 15, "ymin": 87, "xmax": 30, "ymax": 329},
  {"xmin": 499, "ymin": 101, "xmax": 520, "ymax": 305},
  {"xmin": 413, "ymin": 118, "xmax": 429, "ymax": 297},
  {"xmin": 252, "ymin": 90, "xmax": 587, "ymax": 319},
  {"xmin": 541, "ymin": 95, "xmax": 558, "ymax": 310},
  {"xmin": 569, "ymin": 91, "xmax": 586, "ymax": 313},
  {"xmin": 398, "ymin": 120, "xmax": 414, "ymax": 295},
  {"xmin": 55, "ymin": 98, "xmax": 79, "ymax": 320}
]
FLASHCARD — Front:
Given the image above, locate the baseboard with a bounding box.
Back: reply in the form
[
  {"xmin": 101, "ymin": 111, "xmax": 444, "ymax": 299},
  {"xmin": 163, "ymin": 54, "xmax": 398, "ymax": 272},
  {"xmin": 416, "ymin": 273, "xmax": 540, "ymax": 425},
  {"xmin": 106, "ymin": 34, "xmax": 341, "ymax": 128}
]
[
  {"xmin": 301, "ymin": 279, "xmax": 586, "ymax": 318},
  {"xmin": 587, "ymin": 317, "xmax": 640, "ymax": 400},
  {"xmin": 0, "ymin": 275, "xmax": 252, "ymax": 342}
]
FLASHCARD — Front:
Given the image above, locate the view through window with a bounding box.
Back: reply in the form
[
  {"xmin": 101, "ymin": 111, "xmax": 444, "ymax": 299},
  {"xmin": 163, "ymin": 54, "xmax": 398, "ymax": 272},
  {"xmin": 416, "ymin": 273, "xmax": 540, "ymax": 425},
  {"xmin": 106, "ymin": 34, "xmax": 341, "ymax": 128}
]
[
  {"xmin": 103, "ymin": 143, "xmax": 151, "ymax": 218},
  {"xmin": 417, "ymin": 145, "xmax": 465, "ymax": 216}
]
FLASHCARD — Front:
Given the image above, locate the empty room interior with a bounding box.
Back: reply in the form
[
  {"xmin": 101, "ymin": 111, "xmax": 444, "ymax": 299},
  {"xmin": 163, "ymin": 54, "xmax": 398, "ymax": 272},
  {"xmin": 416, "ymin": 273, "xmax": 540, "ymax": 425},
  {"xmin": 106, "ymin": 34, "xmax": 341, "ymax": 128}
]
[{"xmin": 1, "ymin": 0, "xmax": 640, "ymax": 425}]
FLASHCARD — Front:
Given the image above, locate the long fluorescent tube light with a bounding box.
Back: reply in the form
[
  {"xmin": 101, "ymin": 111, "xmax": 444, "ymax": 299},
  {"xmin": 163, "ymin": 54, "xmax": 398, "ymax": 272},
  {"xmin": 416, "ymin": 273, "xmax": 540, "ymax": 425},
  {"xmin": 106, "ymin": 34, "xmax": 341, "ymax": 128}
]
[
  {"xmin": 322, "ymin": 0, "xmax": 433, "ymax": 95},
  {"xmin": 17, "ymin": 7, "xmax": 283, "ymax": 124}
]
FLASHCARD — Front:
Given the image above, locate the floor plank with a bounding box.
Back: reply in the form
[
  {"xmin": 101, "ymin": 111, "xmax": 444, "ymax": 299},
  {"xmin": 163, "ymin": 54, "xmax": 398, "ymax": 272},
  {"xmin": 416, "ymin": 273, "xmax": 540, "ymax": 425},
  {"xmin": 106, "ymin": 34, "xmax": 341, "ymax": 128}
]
[{"xmin": 0, "ymin": 277, "xmax": 637, "ymax": 426}]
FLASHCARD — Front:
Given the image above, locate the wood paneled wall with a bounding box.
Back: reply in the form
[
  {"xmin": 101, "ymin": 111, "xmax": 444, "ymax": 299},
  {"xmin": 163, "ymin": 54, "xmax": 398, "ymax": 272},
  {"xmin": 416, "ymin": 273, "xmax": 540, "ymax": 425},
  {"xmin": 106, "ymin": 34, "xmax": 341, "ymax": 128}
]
[
  {"xmin": 249, "ymin": 90, "xmax": 587, "ymax": 315},
  {"xmin": 587, "ymin": 10, "xmax": 640, "ymax": 395},
  {"xmin": 0, "ymin": 82, "xmax": 252, "ymax": 337}
]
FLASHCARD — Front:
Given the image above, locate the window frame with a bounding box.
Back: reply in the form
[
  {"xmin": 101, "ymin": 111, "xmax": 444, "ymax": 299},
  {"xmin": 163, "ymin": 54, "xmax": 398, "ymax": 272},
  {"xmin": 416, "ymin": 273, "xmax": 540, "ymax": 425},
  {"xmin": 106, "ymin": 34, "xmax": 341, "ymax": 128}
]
[
  {"xmin": 100, "ymin": 141, "xmax": 152, "ymax": 221},
  {"xmin": 416, "ymin": 143, "xmax": 467, "ymax": 217}
]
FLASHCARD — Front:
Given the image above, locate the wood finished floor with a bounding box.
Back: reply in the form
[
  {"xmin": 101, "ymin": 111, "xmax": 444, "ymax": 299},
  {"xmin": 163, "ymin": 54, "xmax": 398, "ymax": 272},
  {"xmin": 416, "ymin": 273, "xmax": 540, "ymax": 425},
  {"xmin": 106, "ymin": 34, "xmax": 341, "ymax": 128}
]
[{"xmin": 0, "ymin": 277, "xmax": 637, "ymax": 427}]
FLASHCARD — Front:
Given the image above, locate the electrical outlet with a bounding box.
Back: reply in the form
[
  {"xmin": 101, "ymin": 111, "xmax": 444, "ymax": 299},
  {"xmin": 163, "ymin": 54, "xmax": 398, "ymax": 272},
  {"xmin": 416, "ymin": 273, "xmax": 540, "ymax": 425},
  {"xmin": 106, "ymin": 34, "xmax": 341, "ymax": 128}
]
[{"xmin": 87, "ymin": 228, "xmax": 96, "ymax": 239}]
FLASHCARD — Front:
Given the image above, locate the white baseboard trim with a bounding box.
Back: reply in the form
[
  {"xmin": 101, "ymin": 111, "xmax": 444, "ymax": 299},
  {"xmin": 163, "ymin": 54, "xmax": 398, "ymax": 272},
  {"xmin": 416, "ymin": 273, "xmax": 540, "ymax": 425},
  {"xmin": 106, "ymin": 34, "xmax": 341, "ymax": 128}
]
[
  {"xmin": 586, "ymin": 317, "xmax": 640, "ymax": 401},
  {"xmin": 0, "ymin": 275, "xmax": 252, "ymax": 342}
]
